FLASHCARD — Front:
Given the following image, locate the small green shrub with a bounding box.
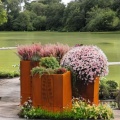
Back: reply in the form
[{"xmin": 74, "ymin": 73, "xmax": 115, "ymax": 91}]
[
  {"xmin": 31, "ymin": 66, "xmax": 54, "ymax": 77},
  {"xmin": 106, "ymin": 80, "xmax": 118, "ymax": 89},
  {"xmin": 0, "ymin": 70, "xmax": 20, "ymax": 78},
  {"xmin": 116, "ymin": 90, "xmax": 120, "ymax": 109},
  {"xmin": 40, "ymin": 56, "xmax": 60, "ymax": 69},
  {"xmin": 99, "ymin": 80, "xmax": 110, "ymax": 99},
  {"xmin": 99, "ymin": 79, "xmax": 119, "ymax": 99},
  {"xmin": 31, "ymin": 56, "xmax": 67, "ymax": 76}
]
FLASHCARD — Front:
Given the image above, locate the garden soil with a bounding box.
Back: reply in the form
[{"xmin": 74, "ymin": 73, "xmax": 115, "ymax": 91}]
[{"xmin": 0, "ymin": 77, "xmax": 120, "ymax": 120}]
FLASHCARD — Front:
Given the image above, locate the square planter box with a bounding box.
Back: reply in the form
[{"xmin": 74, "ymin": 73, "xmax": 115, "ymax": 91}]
[
  {"xmin": 32, "ymin": 71, "xmax": 72, "ymax": 112},
  {"xmin": 76, "ymin": 77, "xmax": 100, "ymax": 105},
  {"xmin": 20, "ymin": 61, "xmax": 39, "ymax": 105}
]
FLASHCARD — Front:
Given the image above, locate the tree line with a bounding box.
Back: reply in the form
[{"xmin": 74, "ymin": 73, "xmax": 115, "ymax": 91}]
[
  {"xmin": 0, "ymin": 0, "xmax": 120, "ymax": 32},
  {"xmin": 0, "ymin": 0, "xmax": 7, "ymax": 25}
]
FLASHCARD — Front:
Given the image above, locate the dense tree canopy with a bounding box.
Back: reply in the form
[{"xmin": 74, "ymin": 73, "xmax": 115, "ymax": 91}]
[
  {"xmin": 0, "ymin": 0, "xmax": 7, "ymax": 25},
  {"xmin": 0, "ymin": 0, "xmax": 120, "ymax": 31}
]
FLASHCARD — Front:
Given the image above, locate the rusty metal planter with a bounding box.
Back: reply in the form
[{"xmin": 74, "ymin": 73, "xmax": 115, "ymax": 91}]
[
  {"xmin": 76, "ymin": 77, "xmax": 100, "ymax": 105},
  {"xmin": 32, "ymin": 71, "xmax": 72, "ymax": 112},
  {"xmin": 20, "ymin": 61, "xmax": 39, "ymax": 105}
]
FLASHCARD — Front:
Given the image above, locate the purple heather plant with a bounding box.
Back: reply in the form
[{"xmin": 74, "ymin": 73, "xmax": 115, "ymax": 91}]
[
  {"xmin": 41, "ymin": 43, "xmax": 70, "ymax": 62},
  {"xmin": 17, "ymin": 43, "xmax": 70, "ymax": 62},
  {"xmin": 17, "ymin": 43, "xmax": 42, "ymax": 61},
  {"xmin": 60, "ymin": 45, "xmax": 109, "ymax": 84}
]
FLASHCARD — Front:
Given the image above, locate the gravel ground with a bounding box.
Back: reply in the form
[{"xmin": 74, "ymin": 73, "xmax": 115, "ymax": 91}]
[{"xmin": 0, "ymin": 77, "xmax": 120, "ymax": 120}]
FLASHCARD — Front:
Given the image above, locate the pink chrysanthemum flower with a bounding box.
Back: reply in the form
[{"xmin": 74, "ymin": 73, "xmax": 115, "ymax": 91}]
[{"xmin": 60, "ymin": 45, "xmax": 109, "ymax": 84}]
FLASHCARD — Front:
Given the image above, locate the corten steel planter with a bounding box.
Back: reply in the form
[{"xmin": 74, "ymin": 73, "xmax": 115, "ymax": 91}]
[
  {"xmin": 76, "ymin": 77, "xmax": 100, "ymax": 105},
  {"xmin": 32, "ymin": 71, "xmax": 72, "ymax": 112},
  {"xmin": 20, "ymin": 61, "xmax": 39, "ymax": 105}
]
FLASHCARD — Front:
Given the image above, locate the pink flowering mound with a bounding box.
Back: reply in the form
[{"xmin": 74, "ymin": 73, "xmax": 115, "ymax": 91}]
[
  {"xmin": 60, "ymin": 45, "xmax": 109, "ymax": 84},
  {"xmin": 17, "ymin": 43, "xmax": 70, "ymax": 62},
  {"xmin": 17, "ymin": 43, "xmax": 42, "ymax": 61}
]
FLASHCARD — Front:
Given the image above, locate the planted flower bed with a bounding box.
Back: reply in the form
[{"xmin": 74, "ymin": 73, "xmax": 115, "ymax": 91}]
[
  {"xmin": 17, "ymin": 43, "xmax": 109, "ymax": 115},
  {"xmin": 19, "ymin": 98, "xmax": 114, "ymax": 120}
]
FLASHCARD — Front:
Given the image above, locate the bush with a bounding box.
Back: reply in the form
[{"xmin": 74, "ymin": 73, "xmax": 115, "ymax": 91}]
[
  {"xmin": 19, "ymin": 98, "xmax": 114, "ymax": 120},
  {"xmin": 106, "ymin": 80, "xmax": 118, "ymax": 89},
  {"xmin": 31, "ymin": 56, "xmax": 67, "ymax": 76},
  {"xmin": 0, "ymin": 70, "xmax": 20, "ymax": 78},
  {"xmin": 99, "ymin": 80, "xmax": 110, "ymax": 99},
  {"xmin": 116, "ymin": 90, "xmax": 120, "ymax": 109},
  {"xmin": 99, "ymin": 79, "xmax": 119, "ymax": 99},
  {"xmin": 31, "ymin": 66, "xmax": 54, "ymax": 77},
  {"xmin": 40, "ymin": 56, "xmax": 60, "ymax": 69}
]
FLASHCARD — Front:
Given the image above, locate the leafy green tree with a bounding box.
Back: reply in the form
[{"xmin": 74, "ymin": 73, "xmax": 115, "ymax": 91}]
[
  {"xmin": 33, "ymin": 16, "xmax": 46, "ymax": 30},
  {"xmin": 78, "ymin": 0, "xmax": 97, "ymax": 28},
  {"xmin": 31, "ymin": 2, "xmax": 47, "ymax": 16},
  {"xmin": 2, "ymin": 0, "xmax": 20, "ymax": 15},
  {"xmin": 1, "ymin": 0, "xmax": 120, "ymax": 31},
  {"xmin": 63, "ymin": 1, "xmax": 84, "ymax": 31},
  {"xmin": 86, "ymin": 7, "xmax": 119, "ymax": 31},
  {"xmin": 0, "ymin": 0, "xmax": 7, "ymax": 25},
  {"xmin": 106, "ymin": 80, "xmax": 118, "ymax": 89},
  {"xmin": 13, "ymin": 10, "xmax": 36, "ymax": 31},
  {"xmin": 97, "ymin": 0, "xmax": 114, "ymax": 8},
  {"xmin": 25, "ymin": 1, "xmax": 47, "ymax": 16},
  {"xmin": 76, "ymin": 0, "xmax": 114, "ymax": 30},
  {"xmin": 46, "ymin": 2, "xmax": 65, "ymax": 31},
  {"xmin": 1, "ymin": 0, "xmax": 22, "ymax": 30},
  {"xmin": 112, "ymin": 0, "xmax": 120, "ymax": 14}
]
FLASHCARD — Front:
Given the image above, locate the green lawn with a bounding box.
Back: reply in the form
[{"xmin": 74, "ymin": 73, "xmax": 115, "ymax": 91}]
[{"xmin": 0, "ymin": 31, "xmax": 120, "ymax": 83}]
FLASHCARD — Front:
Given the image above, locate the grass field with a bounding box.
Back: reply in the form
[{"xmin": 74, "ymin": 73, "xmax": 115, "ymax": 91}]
[{"xmin": 0, "ymin": 31, "xmax": 120, "ymax": 83}]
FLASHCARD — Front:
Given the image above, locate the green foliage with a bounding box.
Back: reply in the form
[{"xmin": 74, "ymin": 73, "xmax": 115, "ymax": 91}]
[
  {"xmin": 106, "ymin": 80, "xmax": 118, "ymax": 89},
  {"xmin": 1, "ymin": 0, "xmax": 120, "ymax": 31},
  {"xmin": 99, "ymin": 80, "xmax": 110, "ymax": 99},
  {"xmin": 86, "ymin": 7, "xmax": 119, "ymax": 31},
  {"xmin": 31, "ymin": 66, "xmax": 54, "ymax": 77},
  {"xmin": 31, "ymin": 56, "xmax": 65, "ymax": 76},
  {"xmin": 0, "ymin": 70, "xmax": 19, "ymax": 78},
  {"xmin": 99, "ymin": 79, "xmax": 119, "ymax": 99},
  {"xmin": 19, "ymin": 98, "xmax": 114, "ymax": 120},
  {"xmin": 30, "ymin": 2, "xmax": 47, "ymax": 16},
  {"xmin": 72, "ymin": 100, "xmax": 113, "ymax": 120},
  {"xmin": 40, "ymin": 56, "xmax": 60, "ymax": 69},
  {"xmin": 116, "ymin": 90, "xmax": 120, "ymax": 109},
  {"xmin": 63, "ymin": 1, "xmax": 84, "ymax": 31},
  {"xmin": 0, "ymin": 0, "xmax": 7, "ymax": 25},
  {"xmin": 13, "ymin": 10, "xmax": 35, "ymax": 31},
  {"xmin": 33, "ymin": 16, "xmax": 46, "ymax": 31},
  {"xmin": 112, "ymin": 0, "xmax": 120, "ymax": 17},
  {"xmin": 46, "ymin": 2, "xmax": 65, "ymax": 31}
]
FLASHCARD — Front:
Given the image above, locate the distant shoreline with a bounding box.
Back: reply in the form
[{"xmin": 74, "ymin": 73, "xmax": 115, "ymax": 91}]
[{"xmin": 0, "ymin": 47, "xmax": 17, "ymax": 50}]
